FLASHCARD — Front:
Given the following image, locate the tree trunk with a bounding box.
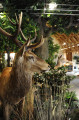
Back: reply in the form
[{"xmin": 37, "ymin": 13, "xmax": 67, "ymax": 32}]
[
  {"xmin": 35, "ymin": 37, "xmax": 49, "ymax": 60},
  {"xmin": 35, "ymin": 16, "xmax": 52, "ymax": 60}
]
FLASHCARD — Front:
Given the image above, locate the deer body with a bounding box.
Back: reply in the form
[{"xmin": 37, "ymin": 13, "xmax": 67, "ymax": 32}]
[
  {"xmin": 0, "ymin": 47, "xmax": 49, "ymax": 120},
  {"xmin": 0, "ymin": 12, "xmax": 50, "ymax": 120}
]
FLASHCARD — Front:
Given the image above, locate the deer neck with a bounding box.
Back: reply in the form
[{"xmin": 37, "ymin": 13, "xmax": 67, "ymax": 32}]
[
  {"xmin": 10, "ymin": 55, "xmax": 32, "ymax": 95},
  {"xmin": 57, "ymin": 60, "xmax": 60, "ymax": 66}
]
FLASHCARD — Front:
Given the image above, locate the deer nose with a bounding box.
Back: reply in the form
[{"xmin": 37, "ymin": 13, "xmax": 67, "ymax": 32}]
[
  {"xmin": 45, "ymin": 65, "xmax": 50, "ymax": 72},
  {"xmin": 48, "ymin": 65, "xmax": 50, "ymax": 68},
  {"xmin": 48, "ymin": 65, "xmax": 50, "ymax": 69}
]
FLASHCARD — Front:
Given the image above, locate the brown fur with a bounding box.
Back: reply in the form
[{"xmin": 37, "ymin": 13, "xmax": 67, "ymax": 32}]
[
  {"xmin": 0, "ymin": 46, "xmax": 49, "ymax": 120},
  {"xmin": 54, "ymin": 55, "xmax": 64, "ymax": 69}
]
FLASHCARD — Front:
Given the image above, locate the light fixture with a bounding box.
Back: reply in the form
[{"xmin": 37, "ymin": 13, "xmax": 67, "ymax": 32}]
[
  {"xmin": 49, "ymin": 2, "xmax": 57, "ymax": 10},
  {"xmin": 61, "ymin": 48, "xmax": 67, "ymax": 50},
  {"xmin": 44, "ymin": 7, "xmax": 46, "ymax": 11},
  {"xmin": 61, "ymin": 49, "xmax": 64, "ymax": 50},
  {"xmin": 77, "ymin": 44, "xmax": 79, "ymax": 46},
  {"xmin": 63, "ymin": 42, "xmax": 66, "ymax": 45},
  {"xmin": 64, "ymin": 48, "xmax": 67, "ymax": 49}
]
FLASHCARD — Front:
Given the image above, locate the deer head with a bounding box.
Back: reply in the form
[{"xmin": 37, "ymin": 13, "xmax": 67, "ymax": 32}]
[{"xmin": 21, "ymin": 50, "xmax": 49, "ymax": 74}]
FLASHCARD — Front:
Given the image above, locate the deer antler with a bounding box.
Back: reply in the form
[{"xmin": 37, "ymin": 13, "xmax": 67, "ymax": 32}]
[
  {"xmin": 0, "ymin": 27, "xmax": 12, "ymax": 37},
  {"xmin": 0, "ymin": 12, "xmax": 23, "ymax": 47},
  {"xmin": 27, "ymin": 35, "xmax": 44, "ymax": 50},
  {"xmin": 14, "ymin": 13, "xmax": 28, "ymax": 42},
  {"xmin": 15, "ymin": 13, "xmax": 37, "ymax": 45},
  {"xmin": 14, "ymin": 12, "xmax": 23, "ymax": 38},
  {"xmin": 30, "ymin": 29, "xmax": 37, "ymax": 43},
  {"xmin": 0, "ymin": 12, "xmax": 44, "ymax": 49}
]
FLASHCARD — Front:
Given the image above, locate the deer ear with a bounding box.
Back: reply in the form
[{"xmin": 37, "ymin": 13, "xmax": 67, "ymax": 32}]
[{"xmin": 60, "ymin": 55, "xmax": 62, "ymax": 58}]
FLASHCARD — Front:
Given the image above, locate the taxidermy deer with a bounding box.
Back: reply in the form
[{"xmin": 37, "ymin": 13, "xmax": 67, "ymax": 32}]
[
  {"xmin": 54, "ymin": 55, "xmax": 64, "ymax": 69},
  {"xmin": 0, "ymin": 12, "xmax": 50, "ymax": 120}
]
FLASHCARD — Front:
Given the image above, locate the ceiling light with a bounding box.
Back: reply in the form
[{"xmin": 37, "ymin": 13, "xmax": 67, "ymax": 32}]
[
  {"xmin": 64, "ymin": 48, "xmax": 67, "ymax": 49},
  {"xmin": 61, "ymin": 49, "xmax": 63, "ymax": 50},
  {"xmin": 49, "ymin": 2, "xmax": 57, "ymax": 10},
  {"xmin": 77, "ymin": 44, "xmax": 79, "ymax": 46},
  {"xmin": 63, "ymin": 42, "xmax": 66, "ymax": 45}
]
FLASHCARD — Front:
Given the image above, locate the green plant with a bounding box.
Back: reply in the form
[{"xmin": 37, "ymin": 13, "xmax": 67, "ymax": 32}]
[
  {"xmin": 46, "ymin": 37, "xmax": 60, "ymax": 68},
  {"xmin": 64, "ymin": 91, "xmax": 78, "ymax": 108},
  {"xmin": 33, "ymin": 67, "xmax": 75, "ymax": 120}
]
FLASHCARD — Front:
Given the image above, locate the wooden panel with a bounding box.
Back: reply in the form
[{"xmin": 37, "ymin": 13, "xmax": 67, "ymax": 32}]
[
  {"xmin": 66, "ymin": 52, "xmax": 72, "ymax": 61},
  {"xmin": 52, "ymin": 32, "xmax": 79, "ymax": 53}
]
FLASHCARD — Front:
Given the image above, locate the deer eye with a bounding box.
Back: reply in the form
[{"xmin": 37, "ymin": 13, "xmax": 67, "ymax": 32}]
[{"xmin": 28, "ymin": 56, "xmax": 34, "ymax": 61}]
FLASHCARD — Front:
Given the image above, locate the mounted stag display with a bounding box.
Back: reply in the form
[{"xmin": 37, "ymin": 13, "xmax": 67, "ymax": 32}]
[
  {"xmin": 0, "ymin": 12, "xmax": 50, "ymax": 120},
  {"xmin": 54, "ymin": 55, "xmax": 65, "ymax": 69}
]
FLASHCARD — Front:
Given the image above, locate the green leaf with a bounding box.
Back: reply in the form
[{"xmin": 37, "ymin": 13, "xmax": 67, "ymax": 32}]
[{"xmin": 47, "ymin": 14, "xmax": 50, "ymax": 17}]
